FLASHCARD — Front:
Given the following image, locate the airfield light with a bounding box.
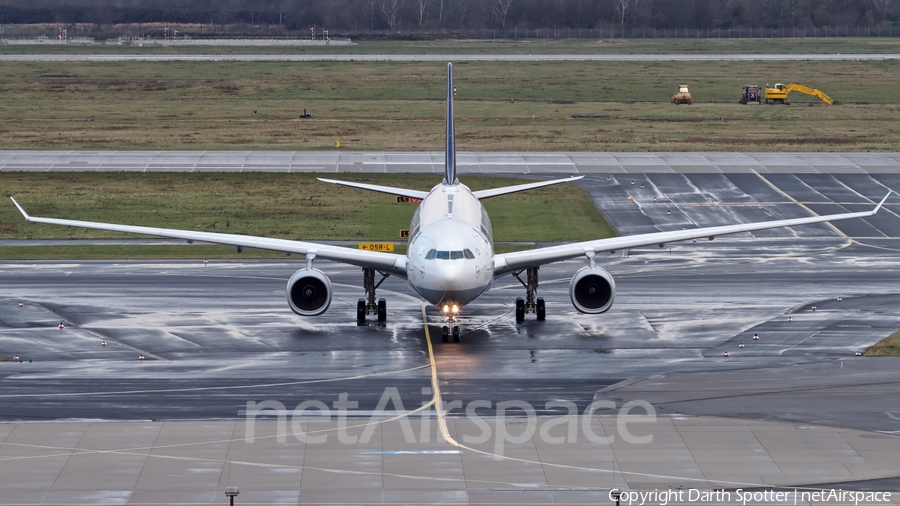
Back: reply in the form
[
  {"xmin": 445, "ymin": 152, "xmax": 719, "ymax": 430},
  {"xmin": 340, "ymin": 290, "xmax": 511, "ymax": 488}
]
[
  {"xmin": 18, "ymin": 302, "xmax": 23, "ymax": 307},
  {"xmin": 739, "ymin": 343, "xmax": 745, "ymax": 349},
  {"xmin": 58, "ymin": 322, "xmax": 65, "ymax": 330},
  {"xmin": 723, "ymin": 351, "xmax": 729, "ymax": 357},
  {"xmin": 753, "ymin": 333, "xmax": 759, "ymax": 340},
  {"xmin": 225, "ymin": 487, "xmax": 240, "ymax": 506},
  {"xmin": 138, "ymin": 355, "xmax": 145, "ymax": 361}
]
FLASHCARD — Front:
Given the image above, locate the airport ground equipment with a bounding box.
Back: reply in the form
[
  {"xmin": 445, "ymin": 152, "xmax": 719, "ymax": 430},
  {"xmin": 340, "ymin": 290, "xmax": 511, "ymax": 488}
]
[
  {"xmin": 671, "ymin": 84, "xmax": 692, "ymax": 105},
  {"xmin": 764, "ymin": 83, "xmax": 839, "ymax": 105},
  {"xmin": 739, "ymin": 85, "xmax": 761, "ymax": 104}
]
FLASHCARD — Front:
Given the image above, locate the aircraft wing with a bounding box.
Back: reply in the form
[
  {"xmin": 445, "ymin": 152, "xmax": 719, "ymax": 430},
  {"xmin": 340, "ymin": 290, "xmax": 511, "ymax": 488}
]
[
  {"xmin": 10, "ymin": 198, "xmax": 408, "ymax": 277},
  {"xmin": 493, "ymin": 192, "xmax": 891, "ymax": 277},
  {"xmin": 472, "ymin": 176, "xmax": 585, "ymax": 199}
]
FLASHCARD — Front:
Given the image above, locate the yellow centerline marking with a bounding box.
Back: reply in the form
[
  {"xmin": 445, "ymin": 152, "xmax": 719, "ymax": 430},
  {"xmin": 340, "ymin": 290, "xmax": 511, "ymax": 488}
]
[
  {"xmin": 417, "ymin": 303, "xmax": 833, "ymax": 490},
  {"xmin": 421, "ymin": 304, "xmax": 460, "ymax": 447},
  {"xmin": 751, "ymin": 169, "xmax": 849, "ymax": 239}
]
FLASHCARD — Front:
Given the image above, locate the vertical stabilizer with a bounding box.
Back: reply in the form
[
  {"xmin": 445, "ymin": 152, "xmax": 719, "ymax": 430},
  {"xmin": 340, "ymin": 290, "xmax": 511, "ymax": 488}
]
[{"xmin": 444, "ymin": 63, "xmax": 458, "ymax": 185}]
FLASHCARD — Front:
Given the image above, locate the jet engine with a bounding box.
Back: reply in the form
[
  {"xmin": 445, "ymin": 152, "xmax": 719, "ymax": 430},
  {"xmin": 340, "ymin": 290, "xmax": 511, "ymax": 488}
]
[
  {"xmin": 569, "ymin": 267, "xmax": 616, "ymax": 314},
  {"xmin": 286, "ymin": 269, "xmax": 333, "ymax": 316}
]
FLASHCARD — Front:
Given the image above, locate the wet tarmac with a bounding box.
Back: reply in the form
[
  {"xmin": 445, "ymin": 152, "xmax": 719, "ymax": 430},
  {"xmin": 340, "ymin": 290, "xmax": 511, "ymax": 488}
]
[{"xmin": 1, "ymin": 172, "xmax": 898, "ymax": 428}]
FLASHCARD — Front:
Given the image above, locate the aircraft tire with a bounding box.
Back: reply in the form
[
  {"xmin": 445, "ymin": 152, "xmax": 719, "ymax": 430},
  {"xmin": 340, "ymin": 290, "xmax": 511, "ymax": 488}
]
[
  {"xmin": 377, "ymin": 298, "xmax": 387, "ymax": 322},
  {"xmin": 356, "ymin": 299, "xmax": 366, "ymax": 322}
]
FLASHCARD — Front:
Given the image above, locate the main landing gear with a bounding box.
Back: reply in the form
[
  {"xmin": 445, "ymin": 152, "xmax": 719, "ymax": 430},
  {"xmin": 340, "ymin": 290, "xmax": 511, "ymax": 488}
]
[
  {"xmin": 357, "ymin": 267, "xmax": 389, "ymax": 324},
  {"xmin": 441, "ymin": 324, "xmax": 460, "ymax": 343},
  {"xmin": 512, "ymin": 267, "xmax": 545, "ymax": 323}
]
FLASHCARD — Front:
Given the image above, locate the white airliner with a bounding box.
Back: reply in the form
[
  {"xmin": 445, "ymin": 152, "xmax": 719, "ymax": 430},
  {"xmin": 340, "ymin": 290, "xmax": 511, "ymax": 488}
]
[{"xmin": 11, "ymin": 64, "xmax": 890, "ymax": 343}]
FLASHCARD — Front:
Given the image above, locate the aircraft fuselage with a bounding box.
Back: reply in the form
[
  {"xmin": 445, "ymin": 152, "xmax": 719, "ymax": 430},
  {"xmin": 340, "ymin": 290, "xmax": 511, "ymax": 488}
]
[{"xmin": 405, "ymin": 182, "xmax": 494, "ymax": 308}]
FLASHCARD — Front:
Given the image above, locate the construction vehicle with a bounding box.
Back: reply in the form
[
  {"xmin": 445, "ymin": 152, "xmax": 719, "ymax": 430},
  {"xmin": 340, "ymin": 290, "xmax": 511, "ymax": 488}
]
[
  {"xmin": 739, "ymin": 84, "xmax": 761, "ymax": 105},
  {"xmin": 671, "ymin": 84, "xmax": 692, "ymax": 105},
  {"xmin": 764, "ymin": 83, "xmax": 840, "ymax": 105}
]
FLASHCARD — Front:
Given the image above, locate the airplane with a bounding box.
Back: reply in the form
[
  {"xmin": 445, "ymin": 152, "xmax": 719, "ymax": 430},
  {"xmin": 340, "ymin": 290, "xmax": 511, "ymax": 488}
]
[{"xmin": 10, "ymin": 63, "xmax": 891, "ymax": 344}]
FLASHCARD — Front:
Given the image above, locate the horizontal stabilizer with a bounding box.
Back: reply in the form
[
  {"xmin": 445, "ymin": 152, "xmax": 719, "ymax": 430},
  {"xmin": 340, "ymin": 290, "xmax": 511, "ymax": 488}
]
[
  {"xmin": 472, "ymin": 175, "xmax": 585, "ymax": 199},
  {"xmin": 317, "ymin": 178, "xmax": 429, "ymax": 199}
]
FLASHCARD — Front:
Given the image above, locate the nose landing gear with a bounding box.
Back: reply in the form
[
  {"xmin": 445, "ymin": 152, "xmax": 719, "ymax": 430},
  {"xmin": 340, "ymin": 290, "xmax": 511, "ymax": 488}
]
[
  {"xmin": 513, "ymin": 267, "xmax": 545, "ymax": 322},
  {"xmin": 441, "ymin": 324, "xmax": 460, "ymax": 343},
  {"xmin": 357, "ymin": 267, "xmax": 389, "ymax": 324}
]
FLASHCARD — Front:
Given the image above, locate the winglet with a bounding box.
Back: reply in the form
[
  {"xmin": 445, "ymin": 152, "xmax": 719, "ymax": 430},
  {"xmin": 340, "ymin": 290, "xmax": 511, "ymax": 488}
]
[
  {"xmin": 444, "ymin": 63, "xmax": 457, "ymax": 185},
  {"xmin": 10, "ymin": 198, "xmax": 30, "ymax": 220},
  {"xmin": 874, "ymin": 191, "xmax": 891, "ymax": 213}
]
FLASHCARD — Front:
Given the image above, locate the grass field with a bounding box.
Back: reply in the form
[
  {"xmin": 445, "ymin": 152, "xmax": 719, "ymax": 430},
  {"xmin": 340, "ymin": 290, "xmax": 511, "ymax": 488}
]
[
  {"xmin": 0, "ymin": 173, "xmax": 614, "ymax": 259},
  {"xmin": 865, "ymin": 329, "xmax": 900, "ymax": 356},
  {"xmin": 2, "ymin": 38, "xmax": 900, "ymax": 55},
  {"xmin": 0, "ymin": 58, "xmax": 897, "ymax": 152}
]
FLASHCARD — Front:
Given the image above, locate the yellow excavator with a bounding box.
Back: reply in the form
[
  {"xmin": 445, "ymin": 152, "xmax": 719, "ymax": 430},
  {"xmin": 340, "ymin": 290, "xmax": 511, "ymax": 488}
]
[{"xmin": 764, "ymin": 83, "xmax": 841, "ymax": 105}]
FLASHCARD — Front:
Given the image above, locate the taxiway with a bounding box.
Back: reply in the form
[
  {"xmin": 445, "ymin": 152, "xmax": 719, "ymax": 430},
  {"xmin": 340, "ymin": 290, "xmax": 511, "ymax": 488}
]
[{"xmin": 1, "ymin": 169, "xmax": 900, "ymax": 503}]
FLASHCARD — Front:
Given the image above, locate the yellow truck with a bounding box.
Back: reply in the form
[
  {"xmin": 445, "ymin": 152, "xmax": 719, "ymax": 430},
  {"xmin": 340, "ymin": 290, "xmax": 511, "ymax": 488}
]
[{"xmin": 764, "ymin": 83, "xmax": 840, "ymax": 105}]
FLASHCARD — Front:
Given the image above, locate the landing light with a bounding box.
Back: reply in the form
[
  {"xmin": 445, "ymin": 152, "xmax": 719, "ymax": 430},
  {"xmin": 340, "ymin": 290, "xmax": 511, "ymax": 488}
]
[
  {"xmin": 442, "ymin": 304, "xmax": 450, "ymax": 313},
  {"xmin": 452, "ymin": 304, "xmax": 459, "ymax": 314}
]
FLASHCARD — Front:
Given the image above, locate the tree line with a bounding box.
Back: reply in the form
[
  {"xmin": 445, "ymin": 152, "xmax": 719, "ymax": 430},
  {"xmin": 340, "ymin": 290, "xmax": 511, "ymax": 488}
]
[{"xmin": 0, "ymin": 0, "xmax": 895, "ymax": 33}]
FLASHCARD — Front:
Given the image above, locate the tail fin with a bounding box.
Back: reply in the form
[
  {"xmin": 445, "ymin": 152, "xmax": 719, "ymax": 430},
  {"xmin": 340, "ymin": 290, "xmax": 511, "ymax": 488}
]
[{"xmin": 444, "ymin": 63, "xmax": 457, "ymax": 185}]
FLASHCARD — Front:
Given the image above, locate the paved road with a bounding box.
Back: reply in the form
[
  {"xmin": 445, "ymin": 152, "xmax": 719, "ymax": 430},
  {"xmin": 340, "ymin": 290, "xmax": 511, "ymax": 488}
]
[
  {"xmin": 2, "ymin": 150, "xmax": 898, "ymax": 174},
  {"xmin": 1, "ymin": 53, "xmax": 898, "ymax": 62}
]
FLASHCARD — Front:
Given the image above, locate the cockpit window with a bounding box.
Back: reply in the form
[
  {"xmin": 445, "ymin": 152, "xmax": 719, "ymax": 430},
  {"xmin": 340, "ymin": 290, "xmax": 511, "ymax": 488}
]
[{"xmin": 425, "ymin": 249, "xmax": 472, "ymax": 261}]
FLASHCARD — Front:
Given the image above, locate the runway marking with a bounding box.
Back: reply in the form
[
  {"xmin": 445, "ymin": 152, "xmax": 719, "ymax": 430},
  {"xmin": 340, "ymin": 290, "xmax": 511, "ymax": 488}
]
[
  {"xmin": 678, "ymin": 201, "xmax": 894, "ymax": 207},
  {"xmin": 15, "ymin": 299, "xmax": 167, "ymax": 361},
  {"xmin": 416, "ymin": 305, "xmax": 808, "ymax": 490},
  {"xmin": 421, "ymin": 304, "xmax": 459, "ymax": 447},
  {"xmin": 0, "ymin": 363, "xmax": 431, "ymax": 399},
  {"xmin": 751, "ymin": 170, "xmax": 848, "ymax": 239},
  {"xmin": 852, "ymin": 240, "xmax": 900, "ymax": 253},
  {"xmin": 4, "ymin": 267, "xmax": 895, "ymax": 491}
]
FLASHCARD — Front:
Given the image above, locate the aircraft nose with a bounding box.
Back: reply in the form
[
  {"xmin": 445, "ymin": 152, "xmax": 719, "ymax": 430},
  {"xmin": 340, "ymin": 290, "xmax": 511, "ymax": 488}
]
[{"xmin": 432, "ymin": 261, "xmax": 466, "ymax": 289}]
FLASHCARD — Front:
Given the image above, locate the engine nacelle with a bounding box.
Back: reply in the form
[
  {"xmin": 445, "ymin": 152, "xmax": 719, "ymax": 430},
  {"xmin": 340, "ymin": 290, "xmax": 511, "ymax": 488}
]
[
  {"xmin": 286, "ymin": 269, "xmax": 333, "ymax": 316},
  {"xmin": 569, "ymin": 266, "xmax": 616, "ymax": 314}
]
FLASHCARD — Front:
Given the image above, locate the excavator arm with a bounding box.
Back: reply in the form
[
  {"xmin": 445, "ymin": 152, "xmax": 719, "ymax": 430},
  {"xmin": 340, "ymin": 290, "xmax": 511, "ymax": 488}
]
[{"xmin": 784, "ymin": 83, "xmax": 837, "ymax": 105}]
